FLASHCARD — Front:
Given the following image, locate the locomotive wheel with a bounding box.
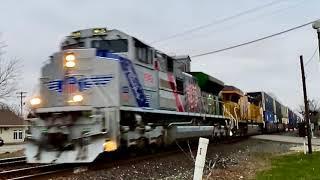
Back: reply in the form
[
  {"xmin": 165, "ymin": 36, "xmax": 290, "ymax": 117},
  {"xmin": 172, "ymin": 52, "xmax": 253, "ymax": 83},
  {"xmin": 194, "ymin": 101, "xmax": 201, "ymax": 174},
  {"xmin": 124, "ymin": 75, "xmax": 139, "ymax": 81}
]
[{"xmin": 150, "ymin": 135, "xmax": 164, "ymax": 154}]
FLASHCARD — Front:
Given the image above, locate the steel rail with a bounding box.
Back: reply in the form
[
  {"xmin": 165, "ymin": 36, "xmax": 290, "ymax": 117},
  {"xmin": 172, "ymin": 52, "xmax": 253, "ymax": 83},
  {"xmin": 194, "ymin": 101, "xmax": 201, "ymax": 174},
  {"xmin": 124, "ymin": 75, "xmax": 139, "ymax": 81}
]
[{"xmin": 0, "ymin": 156, "xmax": 26, "ymax": 167}]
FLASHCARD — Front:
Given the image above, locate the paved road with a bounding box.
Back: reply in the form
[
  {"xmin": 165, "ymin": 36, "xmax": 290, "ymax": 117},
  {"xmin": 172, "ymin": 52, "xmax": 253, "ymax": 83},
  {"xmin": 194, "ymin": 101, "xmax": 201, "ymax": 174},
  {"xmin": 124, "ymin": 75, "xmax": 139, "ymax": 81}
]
[
  {"xmin": 0, "ymin": 144, "xmax": 24, "ymax": 154},
  {"xmin": 252, "ymin": 135, "xmax": 320, "ymax": 145}
]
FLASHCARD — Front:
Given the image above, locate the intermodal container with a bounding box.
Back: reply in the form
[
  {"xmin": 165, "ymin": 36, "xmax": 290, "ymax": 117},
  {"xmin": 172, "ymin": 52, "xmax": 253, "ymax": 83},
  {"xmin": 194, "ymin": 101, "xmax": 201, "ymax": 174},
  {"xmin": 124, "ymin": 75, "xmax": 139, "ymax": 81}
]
[
  {"xmin": 281, "ymin": 105, "xmax": 288, "ymax": 118},
  {"xmin": 274, "ymin": 101, "xmax": 282, "ymax": 123},
  {"xmin": 288, "ymin": 110, "xmax": 297, "ymax": 127},
  {"xmin": 264, "ymin": 110, "xmax": 275, "ymax": 123},
  {"xmin": 246, "ymin": 92, "xmax": 274, "ymax": 113},
  {"xmin": 263, "ymin": 93, "xmax": 274, "ymax": 113},
  {"xmin": 288, "ymin": 109, "xmax": 293, "ymax": 123}
]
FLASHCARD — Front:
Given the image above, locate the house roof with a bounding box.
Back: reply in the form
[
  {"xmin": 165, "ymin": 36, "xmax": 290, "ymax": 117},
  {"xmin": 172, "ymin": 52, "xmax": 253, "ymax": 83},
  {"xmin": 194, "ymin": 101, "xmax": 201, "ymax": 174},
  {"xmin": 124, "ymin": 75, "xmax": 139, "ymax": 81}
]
[{"xmin": 0, "ymin": 110, "xmax": 26, "ymax": 126}]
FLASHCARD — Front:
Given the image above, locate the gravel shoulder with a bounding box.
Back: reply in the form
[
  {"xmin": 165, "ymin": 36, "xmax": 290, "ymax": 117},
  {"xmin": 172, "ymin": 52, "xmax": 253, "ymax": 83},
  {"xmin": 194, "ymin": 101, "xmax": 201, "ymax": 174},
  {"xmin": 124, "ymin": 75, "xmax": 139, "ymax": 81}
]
[
  {"xmin": 206, "ymin": 140, "xmax": 296, "ymax": 180},
  {"xmin": 47, "ymin": 137, "xmax": 300, "ymax": 180},
  {"xmin": 0, "ymin": 149, "xmax": 24, "ymax": 159}
]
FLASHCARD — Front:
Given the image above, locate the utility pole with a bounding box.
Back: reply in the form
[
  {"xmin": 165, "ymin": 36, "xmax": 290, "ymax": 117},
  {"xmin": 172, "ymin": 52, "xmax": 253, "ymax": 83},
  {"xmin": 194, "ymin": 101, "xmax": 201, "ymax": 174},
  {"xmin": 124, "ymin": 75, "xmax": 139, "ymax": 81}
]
[
  {"xmin": 300, "ymin": 55, "xmax": 312, "ymax": 154},
  {"xmin": 312, "ymin": 20, "xmax": 320, "ymax": 60},
  {"xmin": 16, "ymin": 91, "xmax": 27, "ymax": 117}
]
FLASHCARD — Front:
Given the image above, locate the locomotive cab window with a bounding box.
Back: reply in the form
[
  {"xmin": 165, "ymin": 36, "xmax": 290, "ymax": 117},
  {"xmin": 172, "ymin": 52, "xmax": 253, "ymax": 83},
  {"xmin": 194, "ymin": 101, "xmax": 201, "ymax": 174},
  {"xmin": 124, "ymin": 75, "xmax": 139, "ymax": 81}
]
[
  {"xmin": 62, "ymin": 41, "xmax": 85, "ymax": 50},
  {"xmin": 155, "ymin": 51, "xmax": 168, "ymax": 72},
  {"xmin": 135, "ymin": 39, "xmax": 153, "ymax": 64},
  {"xmin": 176, "ymin": 78, "xmax": 184, "ymax": 94},
  {"xmin": 167, "ymin": 57, "xmax": 174, "ymax": 72},
  {"xmin": 91, "ymin": 39, "xmax": 128, "ymax": 53}
]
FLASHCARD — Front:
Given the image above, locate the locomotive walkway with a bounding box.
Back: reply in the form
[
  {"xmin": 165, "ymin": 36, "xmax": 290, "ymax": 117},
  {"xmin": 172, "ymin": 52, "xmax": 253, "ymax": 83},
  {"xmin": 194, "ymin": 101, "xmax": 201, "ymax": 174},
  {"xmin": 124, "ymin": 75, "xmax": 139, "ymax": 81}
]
[{"xmin": 252, "ymin": 134, "xmax": 320, "ymax": 145}]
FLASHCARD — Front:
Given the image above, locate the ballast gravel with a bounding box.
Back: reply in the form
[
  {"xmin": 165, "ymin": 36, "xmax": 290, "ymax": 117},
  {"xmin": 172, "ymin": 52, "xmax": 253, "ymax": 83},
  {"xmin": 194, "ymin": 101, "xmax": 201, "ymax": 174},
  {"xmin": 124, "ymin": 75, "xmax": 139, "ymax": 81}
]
[{"xmin": 51, "ymin": 134, "xmax": 299, "ymax": 180}]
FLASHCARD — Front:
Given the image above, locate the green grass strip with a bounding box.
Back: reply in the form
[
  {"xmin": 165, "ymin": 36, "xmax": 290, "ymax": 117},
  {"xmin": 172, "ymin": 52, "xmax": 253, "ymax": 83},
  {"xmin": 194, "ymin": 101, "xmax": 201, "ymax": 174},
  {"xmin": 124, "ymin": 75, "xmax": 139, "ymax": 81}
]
[{"xmin": 256, "ymin": 152, "xmax": 320, "ymax": 180}]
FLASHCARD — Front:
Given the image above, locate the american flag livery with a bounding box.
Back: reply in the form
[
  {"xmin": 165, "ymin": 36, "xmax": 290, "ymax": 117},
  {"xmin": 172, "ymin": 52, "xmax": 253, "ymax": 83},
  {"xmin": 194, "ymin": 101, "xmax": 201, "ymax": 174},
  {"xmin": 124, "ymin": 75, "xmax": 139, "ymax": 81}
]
[
  {"xmin": 121, "ymin": 86, "xmax": 130, "ymax": 102},
  {"xmin": 78, "ymin": 75, "xmax": 114, "ymax": 91},
  {"xmin": 145, "ymin": 94, "xmax": 152, "ymax": 104},
  {"xmin": 64, "ymin": 77, "xmax": 78, "ymax": 94},
  {"xmin": 144, "ymin": 73, "xmax": 153, "ymax": 83},
  {"xmin": 47, "ymin": 80, "xmax": 63, "ymax": 93},
  {"xmin": 184, "ymin": 79, "xmax": 202, "ymax": 112},
  {"xmin": 143, "ymin": 72, "xmax": 154, "ymax": 87},
  {"xmin": 46, "ymin": 75, "xmax": 114, "ymax": 93},
  {"xmin": 167, "ymin": 73, "xmax": 185, "ymax": 112}
]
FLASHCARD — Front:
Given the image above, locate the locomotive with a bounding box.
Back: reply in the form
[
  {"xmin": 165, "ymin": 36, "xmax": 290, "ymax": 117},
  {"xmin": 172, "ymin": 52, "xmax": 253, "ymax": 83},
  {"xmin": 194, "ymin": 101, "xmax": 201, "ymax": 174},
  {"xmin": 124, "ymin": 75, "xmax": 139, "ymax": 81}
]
[{"xmin": 26, "ymin": 27, "xmax": 298, "ymax": 163}]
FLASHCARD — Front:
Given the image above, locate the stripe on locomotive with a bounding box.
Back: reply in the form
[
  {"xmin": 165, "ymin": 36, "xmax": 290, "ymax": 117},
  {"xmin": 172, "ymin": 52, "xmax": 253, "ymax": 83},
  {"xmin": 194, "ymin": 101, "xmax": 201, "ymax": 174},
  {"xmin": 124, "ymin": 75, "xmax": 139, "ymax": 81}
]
[
  {"xmin": 46, "ymin": 75, "xmax": 114, "ymax": 93},
  {"xmin": 96, "ymin": 50, "xmax": 150, "ymax": 107}
]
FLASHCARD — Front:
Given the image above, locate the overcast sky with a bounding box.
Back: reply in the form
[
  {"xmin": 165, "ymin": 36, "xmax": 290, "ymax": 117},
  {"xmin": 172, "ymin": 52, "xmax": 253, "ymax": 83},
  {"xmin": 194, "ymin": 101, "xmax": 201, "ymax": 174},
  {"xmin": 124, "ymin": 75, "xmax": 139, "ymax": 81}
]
[{"xmin": 1, "ymin": 0, "xmax": 319, "ymax": 112}]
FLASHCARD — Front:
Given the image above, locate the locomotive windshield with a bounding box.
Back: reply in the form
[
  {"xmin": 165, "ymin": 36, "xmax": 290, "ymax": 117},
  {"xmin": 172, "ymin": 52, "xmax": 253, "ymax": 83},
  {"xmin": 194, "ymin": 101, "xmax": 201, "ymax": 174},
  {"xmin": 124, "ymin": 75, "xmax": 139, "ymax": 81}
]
[
  {"xmin": 91, "ymin": 39, "xmax": 128, "ymax": 53},
  {"xmin": 62, "ymin": 41, "xmax": 85, "ymax": 50}
]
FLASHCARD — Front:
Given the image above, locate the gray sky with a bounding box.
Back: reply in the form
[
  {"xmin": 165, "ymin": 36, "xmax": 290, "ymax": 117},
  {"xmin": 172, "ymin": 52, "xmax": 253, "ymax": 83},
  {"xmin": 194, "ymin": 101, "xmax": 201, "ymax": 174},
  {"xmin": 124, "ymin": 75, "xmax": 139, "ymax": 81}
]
[{"xmin": 1, "ymin": 0, "xmax": 319, "ymax": 111}]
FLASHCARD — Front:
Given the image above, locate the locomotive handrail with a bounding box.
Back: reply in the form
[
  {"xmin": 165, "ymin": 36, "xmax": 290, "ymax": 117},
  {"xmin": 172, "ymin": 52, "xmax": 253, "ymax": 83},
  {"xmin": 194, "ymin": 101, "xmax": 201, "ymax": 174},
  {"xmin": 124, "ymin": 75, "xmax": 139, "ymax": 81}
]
[
  {"xmin": 25, "ymin": 131, "xmax": 108, "ymax": 142},
  {"xmin": 120, "ymin": 106, "xmax": 227, "ymax": 120},
  {"xmin": 223, "ymin": 105, "xmax": 238, "ymax": 129},
  {"xmin": 72, "ymin": 131, "xmax": 108, "ymax": 140},
  {"xmin": 234, "ymin": 106, "xmax": 239, "ymax": 129},
  {"xmin": 36, "ymin": 106, "xmax": 92, "ymax": 113},
  {"xmin": 168, "ymin": 121, "xmax": 193, "ymax": 127}
]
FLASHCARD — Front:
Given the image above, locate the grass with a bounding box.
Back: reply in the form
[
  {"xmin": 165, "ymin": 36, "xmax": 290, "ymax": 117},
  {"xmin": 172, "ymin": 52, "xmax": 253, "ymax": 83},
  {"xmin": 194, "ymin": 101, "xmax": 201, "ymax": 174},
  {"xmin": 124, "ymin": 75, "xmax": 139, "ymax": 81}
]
[{"xmin": 256, "ymin": 152, "xmax": 320, "ymax": 180}]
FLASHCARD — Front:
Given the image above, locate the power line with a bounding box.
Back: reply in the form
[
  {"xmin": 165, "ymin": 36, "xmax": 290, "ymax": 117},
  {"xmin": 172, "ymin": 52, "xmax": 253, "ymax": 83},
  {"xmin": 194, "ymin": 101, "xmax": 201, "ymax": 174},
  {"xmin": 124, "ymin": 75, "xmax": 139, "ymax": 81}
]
[
  {"xmin": 16, "ymin": 91, "xmax": 27, "ymax": 117},
  {"xmin": 191, "ymin": 19, "xmax": 319, "ymax": 58},
  {"xmin": 158, "ymin": 0, "xmax": 306, "ymax": 48},
  {"xmin": 151, "ymin": 0, "xmax": 286, "ymax": 44},
  {"xmin": 305, "ymin": 46, "xmax": 318, "ymax": 80},
  {"xmin": 305, "ymin": 46, "xmax": 318, "ymax": 66}
]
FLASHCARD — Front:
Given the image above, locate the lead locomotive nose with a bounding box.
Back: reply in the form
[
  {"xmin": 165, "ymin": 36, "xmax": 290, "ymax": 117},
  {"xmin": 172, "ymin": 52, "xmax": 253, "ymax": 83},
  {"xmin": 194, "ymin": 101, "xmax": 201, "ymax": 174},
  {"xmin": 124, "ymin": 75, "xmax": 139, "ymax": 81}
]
[
  {"xmin": 47, "ymin": 132, "xmax": 69, "ymax": 149},
  {"xmin": 47, "ymin": 124, "xmax": 74, "ymax": 150}
]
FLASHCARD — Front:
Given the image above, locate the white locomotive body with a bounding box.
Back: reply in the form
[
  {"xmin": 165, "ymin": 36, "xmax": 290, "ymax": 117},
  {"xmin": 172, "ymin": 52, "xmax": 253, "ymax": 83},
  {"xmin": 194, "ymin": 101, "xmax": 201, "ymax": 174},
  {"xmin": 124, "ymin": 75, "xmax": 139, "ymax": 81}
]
[{"xmin": 26, "ymin": 28, "xmax": 230, "ymax": 163}]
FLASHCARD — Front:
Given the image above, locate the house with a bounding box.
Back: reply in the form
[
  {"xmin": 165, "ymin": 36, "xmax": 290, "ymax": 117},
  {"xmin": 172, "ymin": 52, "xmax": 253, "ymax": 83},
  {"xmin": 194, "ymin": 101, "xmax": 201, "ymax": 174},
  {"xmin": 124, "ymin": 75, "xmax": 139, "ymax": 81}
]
[{"xmin": 0, "ymin": 109, "xmax": 27, "ymax": 144}]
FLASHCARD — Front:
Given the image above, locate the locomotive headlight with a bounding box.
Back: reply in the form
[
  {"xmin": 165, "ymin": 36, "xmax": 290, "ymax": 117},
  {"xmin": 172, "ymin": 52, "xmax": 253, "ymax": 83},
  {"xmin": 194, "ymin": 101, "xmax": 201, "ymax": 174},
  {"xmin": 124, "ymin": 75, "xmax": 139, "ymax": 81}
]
[
  {"xmin": 72, "ymin": 94, "xmax": 83, "ymax": 102},
  {"xmin": 92, "ymin": 28, "xmax": 107, "ymax": 35},
  {"xmin": 30, "ymin": 97, "xmax": 41, "ymax": 106},
  {"xmin": 103, "ymin": 140, "xmax": 117, "ymax": 152},
  {"xmin": 65, "ymin": 54, "xmax": 76, "ymax": 61},
  {"xmin": 65, "ymin": 61, "xmax": 76, "ymax": 68},
  {"xmin": 64, "ymin": 53, "xmax": 76, "ymax": 68}
]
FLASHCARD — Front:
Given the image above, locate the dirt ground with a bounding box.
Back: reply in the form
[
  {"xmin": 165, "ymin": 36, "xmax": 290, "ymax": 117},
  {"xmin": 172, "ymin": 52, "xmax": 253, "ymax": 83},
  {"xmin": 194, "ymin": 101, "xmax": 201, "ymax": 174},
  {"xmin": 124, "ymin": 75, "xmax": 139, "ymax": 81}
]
[
  {"xmin": 0, "ymin": 137, "xmax": 301, "ymax": 180},
  {"xmin": 206, "ymin": 140, "xmax": 286, "ymax": 180}
]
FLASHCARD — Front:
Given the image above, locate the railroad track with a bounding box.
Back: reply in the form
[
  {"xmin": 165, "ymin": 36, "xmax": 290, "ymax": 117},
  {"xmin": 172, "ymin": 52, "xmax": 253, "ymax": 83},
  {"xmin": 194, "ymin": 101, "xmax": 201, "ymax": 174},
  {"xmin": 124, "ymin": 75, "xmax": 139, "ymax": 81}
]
[
  {"xmin": 0, "ymin": 156, "xmax": 77, "ymax": 179},
  {"xmin": 0, "ymin": 150, "xmax": 180, "ymax": 180},
  {"xmin": 0, "ymin": 156, "xmax": 26, "ymax": 167},
  {"xmin": 0, "ymin": 163, "xmax": 78, "ymax": 180},
  {"xmin": 0, "ymin": 136, "xmax": 249, "ymax": 179}
]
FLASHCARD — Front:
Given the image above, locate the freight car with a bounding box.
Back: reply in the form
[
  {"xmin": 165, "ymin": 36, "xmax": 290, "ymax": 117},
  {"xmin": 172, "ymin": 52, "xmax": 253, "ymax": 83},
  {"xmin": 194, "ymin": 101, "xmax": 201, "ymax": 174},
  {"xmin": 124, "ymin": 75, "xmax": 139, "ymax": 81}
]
[
  {"xmin": 245, "ymin": 92, "xmax": 301, "ymax": 133},
  {"xmin": 25, "ymin": 27, "xmax": 297, "ymax": 164},
  {"xmin": 288, "ymin": 109, "xmax": 300, "ymax": 130}
]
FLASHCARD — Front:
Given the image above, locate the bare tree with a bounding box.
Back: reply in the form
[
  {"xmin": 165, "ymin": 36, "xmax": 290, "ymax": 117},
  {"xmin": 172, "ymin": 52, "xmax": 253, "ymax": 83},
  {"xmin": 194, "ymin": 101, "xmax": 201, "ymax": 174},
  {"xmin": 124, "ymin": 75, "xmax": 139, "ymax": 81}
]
[
  {"xmin": 309, "ymin": 99, "xmax": 320, "ymax": 113},
  {"xmin": 299, "ymin": 99, "xmax": 320, "ymax": 125},
  {"xmin": 0, "ymin": 102, "xmax": 19, "ymax": 115},
  {"xmin": 0, "ymin": 38, "xmax": 20, "ymax": 100},
  {"xmin": 299, "ymin": 99, "xmax": 320, "ymax": 114}
]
